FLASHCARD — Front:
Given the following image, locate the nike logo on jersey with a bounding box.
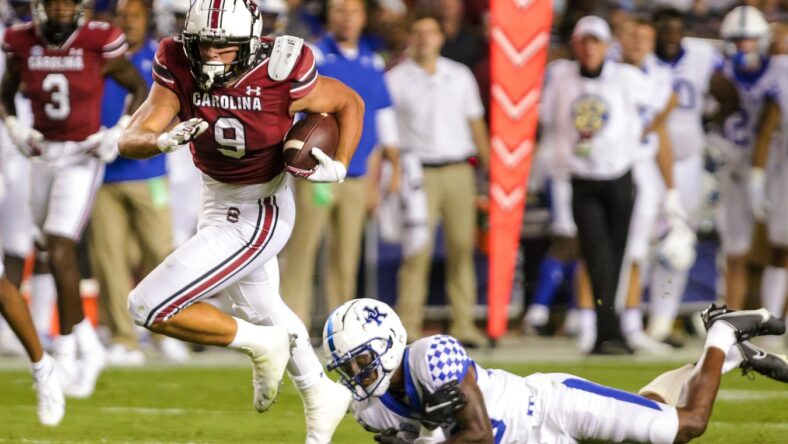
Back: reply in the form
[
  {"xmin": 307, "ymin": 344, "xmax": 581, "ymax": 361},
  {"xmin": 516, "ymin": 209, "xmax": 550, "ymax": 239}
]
[
  {"xmin": 423, "ymin": 401, "xmax": 453, "ymax": 413},
  {"xmin": 192, "ymin": 92, "xmax": 263, "ymax": 111}
]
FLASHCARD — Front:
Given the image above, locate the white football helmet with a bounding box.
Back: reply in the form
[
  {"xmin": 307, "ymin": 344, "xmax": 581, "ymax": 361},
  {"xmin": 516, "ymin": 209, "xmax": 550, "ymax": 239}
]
[
  {"xmin": 33, "ymin": 0, "xmax": 89, "ymax": 45},
  {"xmin": 720, "ymin": 6, "xmax": 771, "ymax": 69},
  {"xmin": 323, "ymin": 299, "xmax": 407, "ymax": 401},
  {"xmin": 720, "ymin": 6, "xmax": 770, "ymax": 41},
  {"xmin": 182, "ymin": 0, "xmax": 264, "ymax": 90}
]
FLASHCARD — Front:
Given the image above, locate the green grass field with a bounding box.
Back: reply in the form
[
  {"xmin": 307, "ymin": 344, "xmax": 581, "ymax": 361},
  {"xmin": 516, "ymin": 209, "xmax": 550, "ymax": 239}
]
[{"xmin": 1, "ymin": 361, "xmax": 785, "ymax": 443}]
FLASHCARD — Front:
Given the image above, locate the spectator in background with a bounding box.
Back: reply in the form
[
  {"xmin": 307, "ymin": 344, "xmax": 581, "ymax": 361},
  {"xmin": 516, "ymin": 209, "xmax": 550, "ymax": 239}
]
[
  {"xmin": 285, "ymin": 0, "xmax": 324, "ymax": 39},
  {"xmin": 386, "ymin": 12, "xmax": 490, "ymax": 347},
  {"xmin": 421, "ymin": 0, "xmax": 484, "ymax": 68},
  {"xmin": 540, "ymin": 16, "xmax": 650, "ymax": 355},
  {"xmin": 90, "ymin": 0, "xmax": 187, "ymax": 364},
  {"xmin": 258, "ymin": 0, "xmax": 289, "ymax": 36},
  {"xmin": 279, "ymin": 0, "xmax": 400, "ymax": 331}
]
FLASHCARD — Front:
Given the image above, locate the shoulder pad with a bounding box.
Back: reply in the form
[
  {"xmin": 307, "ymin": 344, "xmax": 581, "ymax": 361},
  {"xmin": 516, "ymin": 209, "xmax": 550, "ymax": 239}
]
[{"xmin": 268, "ymin": 35, "xmax": 304, "ymax": 81}]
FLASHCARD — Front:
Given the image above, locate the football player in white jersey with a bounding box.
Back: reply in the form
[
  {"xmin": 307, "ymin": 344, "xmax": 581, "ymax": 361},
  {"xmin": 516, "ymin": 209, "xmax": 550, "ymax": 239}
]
[
  {"xmin": 717, "ymin": 6, "xmax": 784, "ymax": 313},
  {"xmin": 735, "ymin": 10, "xmax": 788, "ymax": 349},
  {"xmin": 648, "ymin": 7, "xmax": 740, "ymax": 344},
  {"xmin": 323, "ymin": 299, "xmax": 787, "ymax": 443},
  {"xmin": 616, "ymin": 17, "xmax": 693, "ymax": 354}
]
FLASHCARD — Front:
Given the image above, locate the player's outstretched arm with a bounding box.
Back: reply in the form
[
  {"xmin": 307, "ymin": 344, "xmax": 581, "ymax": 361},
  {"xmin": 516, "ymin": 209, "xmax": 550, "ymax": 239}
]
[
  {"xmin": 707, "ymin": 71, "xmax": 740, "ymax": 128},
  {"xmin": 441, "ymin": 366, "xmax": 494, "ymax": 444},
  {"xmin": 0, "ymin": 55, "xmax": 21, "ymax": 119},
  {"xmin": 102, "ymin": 56, "xmax": 148, "ymax": 116},
  {"xmin": 119, "ymin": 83, "xmax": 181, "ymax": 159},
  {"xmin": 289, "ymin": 76, "xmax": 364, "ymax": 168}
]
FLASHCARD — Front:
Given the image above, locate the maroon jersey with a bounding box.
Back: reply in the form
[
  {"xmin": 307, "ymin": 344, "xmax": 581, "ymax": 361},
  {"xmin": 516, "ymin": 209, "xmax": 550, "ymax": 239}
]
[
  {"xmin": 152, "ymin": 37, "xmax": 318, "ymax": 185},
  {"xmin": 1, "ymin": 21, "xmax": 127, "ymax": 142}
]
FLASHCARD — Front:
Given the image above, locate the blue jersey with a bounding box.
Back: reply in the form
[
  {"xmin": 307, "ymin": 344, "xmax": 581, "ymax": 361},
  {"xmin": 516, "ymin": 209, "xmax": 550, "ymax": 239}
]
[
  {"xmin": 312, "ymin": 35, "xmax": 393, "ymax": 178},
  {"xmin": 102, "ymin": 39, "xmax": 166, "ymax": 183}
]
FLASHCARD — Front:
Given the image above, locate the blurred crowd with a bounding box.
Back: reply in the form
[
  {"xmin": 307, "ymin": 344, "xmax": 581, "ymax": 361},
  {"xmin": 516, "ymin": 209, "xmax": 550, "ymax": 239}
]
[
  {"xmin": 528, "ymin": 0, "xmax": 788, "ymax": 355},
  {"xmin": 1, "ymin": 0, "xmax": 787, "ymax": 370},
  {"xmin": 0, "ymin": 0, "xmax": 493, "ymax": 368}
]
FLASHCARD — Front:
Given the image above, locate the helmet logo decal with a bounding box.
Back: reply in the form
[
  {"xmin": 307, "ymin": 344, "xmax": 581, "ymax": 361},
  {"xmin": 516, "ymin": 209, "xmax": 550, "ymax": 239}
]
[{"xmin": 363, "ymin": 306, "xmax": 387, "ymax": 326}]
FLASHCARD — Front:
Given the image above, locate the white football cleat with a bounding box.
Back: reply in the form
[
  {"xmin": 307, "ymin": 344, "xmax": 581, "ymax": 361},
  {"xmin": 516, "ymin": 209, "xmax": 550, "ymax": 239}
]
[
  {"xmin": 159, "ymin": 337, "xmax": 190, "ymax": 363},
  {"xmin": 627, "ymin": 331, "xmax": 672, "ymax": 355},
  {"xmin": 32, "ymin": 354, "xmax": 65, "ymax": 426},
  {"xmin": 66, "ymin": 346, "xmax": 106, "ymax": 399},
  {"xmin": 302, "ymin": 377, "xmax": 352, "ymax": 444},
  {"xmin": 106, "ymin": 344, "xmax": 146, "ymax": 367},
  {"xmin": 53, "ymin": 338, "xmax": 78, "ymax": 395},
  {"xmin": 247, "ymin": 326, "xmax": 291, "ymax": 412}
]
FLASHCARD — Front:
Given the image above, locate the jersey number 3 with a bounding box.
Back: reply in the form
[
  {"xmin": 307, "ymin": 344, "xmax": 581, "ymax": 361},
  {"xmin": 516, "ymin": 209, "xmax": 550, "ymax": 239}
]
[
  {"xmin": 214, "ymin": 117, "xmax": 247, "ymax": 159},
  {"xmin": 42, "ymin": 73, "xmax": 70, "ymax": 120}
]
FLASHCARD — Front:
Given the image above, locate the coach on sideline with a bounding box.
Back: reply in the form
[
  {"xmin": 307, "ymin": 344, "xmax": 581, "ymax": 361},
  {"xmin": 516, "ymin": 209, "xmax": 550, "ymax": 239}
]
[
  {"xmin": 541, "ymin": 16, "xmax": 652, "ymax": 354},
  {"xmin": 386, "ymin": 12, "xmax": 490, "ymax": 347},
  {"xmin": 279, "ymin": 0, "xmax": 400, "ymax": 331}
]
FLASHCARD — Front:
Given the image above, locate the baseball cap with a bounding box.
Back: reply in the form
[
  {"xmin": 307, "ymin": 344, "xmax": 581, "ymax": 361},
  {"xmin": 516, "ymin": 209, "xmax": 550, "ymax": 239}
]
[{"xmin": 572, "ymin": 16, "xmax": 612, "ymax": 42}]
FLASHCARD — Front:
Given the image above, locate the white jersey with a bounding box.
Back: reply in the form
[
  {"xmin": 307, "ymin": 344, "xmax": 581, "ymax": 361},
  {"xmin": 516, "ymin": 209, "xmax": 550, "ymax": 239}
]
[
  {"xmin": 541, "ymin": 60, "xmax": 652, "ymax": 180},
  {"xmin": 654, "ymin": 38, "xmax": 722, "ymax": 160},
  {"xmin": 636, "ymin": 55, "xmax": 674, "ymax": 162},
  {"xmin": 351, "ymin": 335, "xmax": 539, "ymax": 443},
  {"xmin": 351, "ymin": 335, "xmax": 680, "ymax": 444},
  {"xmin": 722, "ymin": 55, "xmax": 788, "ymax": 151}
]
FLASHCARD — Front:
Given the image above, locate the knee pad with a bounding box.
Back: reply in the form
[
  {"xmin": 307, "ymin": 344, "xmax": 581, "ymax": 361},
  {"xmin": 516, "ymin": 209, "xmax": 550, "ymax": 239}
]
[{"xmin": 127, "ymin": 289, "xmax": 151, "ymax": 327}]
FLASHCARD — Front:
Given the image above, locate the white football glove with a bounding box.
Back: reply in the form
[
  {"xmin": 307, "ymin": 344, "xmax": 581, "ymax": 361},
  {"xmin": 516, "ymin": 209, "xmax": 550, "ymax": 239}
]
[
  {"xmin": 654, "ymin": 188, "xmax": 697, "ymax": 272},
  {"xmin": 4, "ymin": 116, "xmax": 43, "ymax": 157},
  {"xmin": 85, "ymin": 115, "xmax": 131, "ymax": 163},
  {"xmin": 294, "ymin": 147, "xmax": 347, "ymax": 183},
  {"xmin": 156, "ymin": 118, "xmax": 209, "ymax": 153},
  {"xmin": 747, "ymin": 167, "xmax": 767, "ymax": 222}
]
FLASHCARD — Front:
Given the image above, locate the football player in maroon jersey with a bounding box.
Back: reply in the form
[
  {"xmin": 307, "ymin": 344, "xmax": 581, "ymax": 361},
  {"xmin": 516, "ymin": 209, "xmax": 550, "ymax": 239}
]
[
  {"xmin": 118, "ymin": 1, "xmax": 363, "ymax": 442},
  {"xmin": 0, "ymin": 0, "xmax": 147, "ymax": 398},
  {"xmin": 0, "ymin": 267, "xmax": 64, "ymax": 426}
]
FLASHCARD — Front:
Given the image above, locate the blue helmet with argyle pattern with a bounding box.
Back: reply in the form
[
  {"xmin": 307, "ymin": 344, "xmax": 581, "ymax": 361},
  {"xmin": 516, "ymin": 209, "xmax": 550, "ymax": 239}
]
[{"xmin": 323, "ymin": 299, "xmax": 407, "ymax": 401}]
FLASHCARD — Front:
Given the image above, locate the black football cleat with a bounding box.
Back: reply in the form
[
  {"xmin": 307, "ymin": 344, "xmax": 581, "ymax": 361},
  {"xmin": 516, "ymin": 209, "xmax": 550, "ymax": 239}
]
[
  {"xmin": 737, "ymin": 341, "xmax": 788, "ymax": 383},
  {"xmin": 700, "ymin": 304, "xmax": 786, "ymax": 342}
]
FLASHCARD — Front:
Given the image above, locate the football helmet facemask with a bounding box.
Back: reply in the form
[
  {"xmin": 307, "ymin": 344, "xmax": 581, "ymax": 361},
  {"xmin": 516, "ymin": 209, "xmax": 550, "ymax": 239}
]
[
  {"xmin": 33, "ymin": 0, "xmax": 88, "ymax": 45},
  {"xmin": 323, "ymin": 299, "xmax": 407, "ymax": 401},
  {"xmin": 182, "ymin": 0, "xmax": 264, "ymax": 90}
]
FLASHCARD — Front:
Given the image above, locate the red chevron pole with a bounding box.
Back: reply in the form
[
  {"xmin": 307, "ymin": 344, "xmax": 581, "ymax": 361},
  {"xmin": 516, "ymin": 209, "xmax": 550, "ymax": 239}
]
[{"xmin": 488, "ymin": 0, "xmax": 552, "ymax": 340}]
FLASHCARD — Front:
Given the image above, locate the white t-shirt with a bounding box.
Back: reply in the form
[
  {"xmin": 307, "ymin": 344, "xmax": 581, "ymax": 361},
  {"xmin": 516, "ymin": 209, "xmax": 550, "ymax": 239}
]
[
  {"xmin": 541, "ymin": 60, "xmax": 651, "ymax": 180},
  {"xmin": 385, "ymin": 58, "xmax": 485, "ymax": 164},
  {"xmin": 654, "ymin": 38, "xmax": 723, "ymax": 160}
]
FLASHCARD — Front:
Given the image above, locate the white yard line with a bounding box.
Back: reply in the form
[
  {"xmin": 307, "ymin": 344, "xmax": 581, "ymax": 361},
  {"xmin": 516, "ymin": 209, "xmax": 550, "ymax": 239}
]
[{"xmin": 716, "ymin": 389, "xmax": 788, "ymax": 402}]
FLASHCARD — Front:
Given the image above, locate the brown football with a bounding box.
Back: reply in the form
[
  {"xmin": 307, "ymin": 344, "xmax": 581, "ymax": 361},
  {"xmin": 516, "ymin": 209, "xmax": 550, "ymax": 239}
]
[{"xmin": 283, "ymin": 113, "xmax": 339, "ymax": 176}]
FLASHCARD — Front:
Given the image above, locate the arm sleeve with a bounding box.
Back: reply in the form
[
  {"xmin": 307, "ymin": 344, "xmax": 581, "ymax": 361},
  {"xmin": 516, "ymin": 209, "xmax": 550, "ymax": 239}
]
[
  {"xmin": 152, "ymin": 41, "xmax": 177, "ymax": 93},
  {"xmin": 376, "ymin": 107, "xmax": 399, "ymax": 147},
  {"xmin": 412, "ymin": 336, "xmax": 473, "ymax": 394},
  {"xmin": 539, "ymin": 63, "xmax": 559, "ymax": 128},
  {"xmin": 102, "ymin": 25, "xmax": 128, "ymax": 59},
  {"xmin": 462, "ymin": 67, "xmax": 485, "ymax": 119},
  {"xmin": 289, "ymin": 45, "xmax": 318, "ymax": 99}
]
